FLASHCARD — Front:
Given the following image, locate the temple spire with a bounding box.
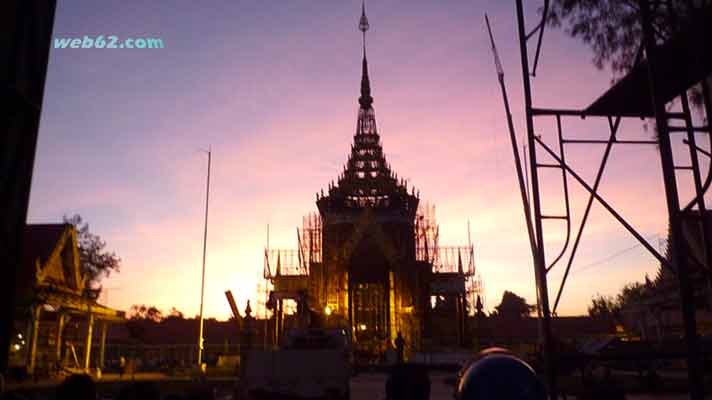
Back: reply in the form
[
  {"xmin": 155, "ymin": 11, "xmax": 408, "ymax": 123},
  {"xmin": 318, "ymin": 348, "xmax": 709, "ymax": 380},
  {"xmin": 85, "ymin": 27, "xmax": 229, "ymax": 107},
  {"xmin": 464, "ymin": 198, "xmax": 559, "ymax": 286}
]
[{"xmin": 358, "ymin": 1, "xmax": 373, "ymax": 110}]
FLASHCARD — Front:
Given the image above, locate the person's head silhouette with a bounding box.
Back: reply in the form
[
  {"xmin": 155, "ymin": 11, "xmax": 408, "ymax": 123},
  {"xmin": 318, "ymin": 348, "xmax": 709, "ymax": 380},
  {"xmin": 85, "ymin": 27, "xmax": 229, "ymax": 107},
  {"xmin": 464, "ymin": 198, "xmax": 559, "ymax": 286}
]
[
  {"xmin": 55, "ymin": 374, "xmax": 96, "ymax": 400},
  {"xmin": 456, "ymin": 349, "xmax": 546, "ymax": 400},
  {"xmin": 116, "ymin": 382, "xmax": 161, "ymax": 400},
  {"xmin": 386, "ymin": 363, "xmax": 429, "ymax": 400}
]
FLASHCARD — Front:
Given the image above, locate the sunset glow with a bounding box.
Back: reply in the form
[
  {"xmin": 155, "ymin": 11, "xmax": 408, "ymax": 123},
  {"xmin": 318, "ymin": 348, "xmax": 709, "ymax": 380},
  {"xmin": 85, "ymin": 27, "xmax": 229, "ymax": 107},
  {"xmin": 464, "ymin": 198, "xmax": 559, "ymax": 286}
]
[{"xmin": 28, "ymin": 0, "xmax": 673, "ymax": 320}]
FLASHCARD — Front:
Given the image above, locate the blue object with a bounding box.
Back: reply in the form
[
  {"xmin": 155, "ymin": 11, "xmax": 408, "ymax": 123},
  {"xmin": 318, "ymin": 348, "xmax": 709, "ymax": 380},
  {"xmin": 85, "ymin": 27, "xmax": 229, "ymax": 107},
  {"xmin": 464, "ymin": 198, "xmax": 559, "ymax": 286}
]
[{"xmin": 456, "ymin": 354, "xmax": 547, "ymax": 400}]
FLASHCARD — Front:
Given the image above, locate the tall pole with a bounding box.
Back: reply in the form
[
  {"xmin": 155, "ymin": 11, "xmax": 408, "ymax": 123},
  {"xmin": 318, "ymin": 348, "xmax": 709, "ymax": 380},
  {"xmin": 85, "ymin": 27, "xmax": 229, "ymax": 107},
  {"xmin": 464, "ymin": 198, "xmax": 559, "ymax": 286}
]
[
  {"xmin": 514, "ymin": 2, "xmax": 557, "ymax": 398},
  {"xmin": 198, "ymin": 148, "xmax": 211, "ymax": 368}
]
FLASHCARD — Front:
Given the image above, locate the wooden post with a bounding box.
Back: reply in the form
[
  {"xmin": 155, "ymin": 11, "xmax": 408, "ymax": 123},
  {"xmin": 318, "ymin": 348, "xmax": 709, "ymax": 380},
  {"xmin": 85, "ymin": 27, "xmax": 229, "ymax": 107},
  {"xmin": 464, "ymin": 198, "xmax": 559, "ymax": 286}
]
[
  {"xmin": 27, "ymin": 305, "xmax": 42, "ymax": 375},
  {"xmin": 277, "ymin": 299, "xmax": 283, "ymax": 341},
  {"xmin": 99, "ymin": 321, "xmax": 108, "ymax": 369},
  {"xmin": 84, "ymin": 313, "xmax": 94, "ymax": 372},
  {"xmin": 55, "ymin": 313, "xmax": 65, "ymax": 366}
]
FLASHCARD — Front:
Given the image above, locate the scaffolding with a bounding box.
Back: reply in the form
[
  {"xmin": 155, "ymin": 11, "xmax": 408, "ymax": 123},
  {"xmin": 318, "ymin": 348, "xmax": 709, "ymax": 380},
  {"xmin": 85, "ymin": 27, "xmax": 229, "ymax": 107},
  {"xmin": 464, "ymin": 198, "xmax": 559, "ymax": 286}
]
[
  {"xmin": 263, "ymin": 213, "xmax": 323, "ymax": 279},
  {"xmin": 488, "ymin": 1, "xmax": 712, "ymax": 398},
  {"xmin": 415, "ymin": 203, "xmax": 476, "ymax": 275},
  {"xmin": 415, "ymin": 202, "xmax": 439, "ymax": 264}
]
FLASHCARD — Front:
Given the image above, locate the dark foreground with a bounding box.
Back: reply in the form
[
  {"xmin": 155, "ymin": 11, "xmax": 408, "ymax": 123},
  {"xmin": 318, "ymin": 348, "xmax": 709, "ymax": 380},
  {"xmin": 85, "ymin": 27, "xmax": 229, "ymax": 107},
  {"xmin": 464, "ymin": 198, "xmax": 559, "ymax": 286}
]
[{"xmin": 1, "ymin": 372, "xmax": 702, "ymax": 400}]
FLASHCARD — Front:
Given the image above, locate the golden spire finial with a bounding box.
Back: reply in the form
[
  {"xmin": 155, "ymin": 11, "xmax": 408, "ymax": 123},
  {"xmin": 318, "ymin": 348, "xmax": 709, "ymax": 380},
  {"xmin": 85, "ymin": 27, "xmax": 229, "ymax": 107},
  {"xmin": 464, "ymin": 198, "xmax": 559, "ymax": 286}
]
[
  {"xmin": 359, "ymin": 0, "xmax": 369, "ymax": 56},
  {"xmin": 357, "ymin": 0, "xmax": 373, "ymax": 110},
  {"xmin": 359, "ymin": 1, "xmax": 369, "ymax": 34}
]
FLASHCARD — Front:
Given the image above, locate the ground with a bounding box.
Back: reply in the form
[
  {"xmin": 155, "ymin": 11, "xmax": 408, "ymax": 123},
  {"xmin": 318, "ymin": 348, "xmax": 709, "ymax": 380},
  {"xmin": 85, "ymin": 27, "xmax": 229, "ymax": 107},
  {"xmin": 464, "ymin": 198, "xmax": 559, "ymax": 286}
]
[
  {"xmin": 351, "ymin": 373, "xmax": 696, "ymax": 400},
  {"xmin": 3, "ymin": 371, "xmax": 701, "ymax": 399}
]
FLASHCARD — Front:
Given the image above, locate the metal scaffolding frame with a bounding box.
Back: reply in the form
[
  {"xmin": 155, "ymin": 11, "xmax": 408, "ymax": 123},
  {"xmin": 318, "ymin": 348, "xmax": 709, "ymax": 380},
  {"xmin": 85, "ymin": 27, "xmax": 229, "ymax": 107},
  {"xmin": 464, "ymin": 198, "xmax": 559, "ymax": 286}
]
[{"xmin": 488, "ymin": 1, "xmax": 712, "ymax": 398}]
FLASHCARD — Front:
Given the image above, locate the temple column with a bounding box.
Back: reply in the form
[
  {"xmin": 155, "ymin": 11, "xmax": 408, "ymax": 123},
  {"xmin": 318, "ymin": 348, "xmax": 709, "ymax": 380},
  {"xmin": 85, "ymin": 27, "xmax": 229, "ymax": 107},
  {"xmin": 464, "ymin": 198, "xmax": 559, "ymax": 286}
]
[
  {"xmin": 455, "ymin": 295, "xmax": 462, "ymax": 347},
  {"xmin": 26, "ymin": 305, "xmax": 42, "ymax": 375},
  {"xmin": 55, "ymin": 313, "xmax": 65, "ymax": 366},
  {"xmin": 276, "ymin": 299, "xmax": 282, "ymax": 342},
  {"xmin": 84, "ymin": 313, "xmax": 94, "ymax": 372},
  {"xmin": 459, "ymin": 293, "xmax": 467, "ymax": 346},
  {"xmin": 98, "ymin": 321, "xmax": 108, "ymax": 369},
  {"xmin": 384, "ymin": 275, "xmax": 390, "ymax": 346}
]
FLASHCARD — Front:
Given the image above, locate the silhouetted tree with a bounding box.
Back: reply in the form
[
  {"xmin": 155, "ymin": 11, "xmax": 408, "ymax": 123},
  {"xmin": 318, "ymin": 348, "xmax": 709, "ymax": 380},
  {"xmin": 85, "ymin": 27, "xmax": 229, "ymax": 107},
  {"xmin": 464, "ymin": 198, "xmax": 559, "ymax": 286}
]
[
  {"xmin": 588, "ymin": 281, "xmax": 653, "ymax": 319},
  {"xmin": 588, "ymin": 294, "xmax": 620, "ymax": 318},
  {"xmin": 128, "ymin": 304, "xmax": 163, "ymax": 322},
  {"xmin": 491, "ymin": 290, "xmax": 535, "ymax": 318},
  {"xmin": 616, "ymin": 282, "xmax": 650, "ymax": 307},
  {"xmin": 165, "ymin": 307, "xmax": 185, "ymax": 320},
  {"xmin": 63, "ymin": 214, "xmax": 121, "ymax": 300},
  {"xmin": 547, "ymin": 0, "xmax": 710, "ymax": 107}
]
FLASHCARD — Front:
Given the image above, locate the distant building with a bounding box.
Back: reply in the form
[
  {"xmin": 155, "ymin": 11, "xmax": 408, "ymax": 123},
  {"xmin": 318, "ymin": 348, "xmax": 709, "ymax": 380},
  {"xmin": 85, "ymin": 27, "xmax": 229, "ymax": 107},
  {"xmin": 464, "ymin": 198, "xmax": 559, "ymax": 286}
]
[
  {"xmin": 10, "ymin": 224, "xmax": 124, "ymax": 377},
  {"xmin": 620, "ymin": 211, "xmax": 712, "ymax": 341},
  {"xmin": 471, "ymin": 316, "xmax": 619, "ymax": 356}
]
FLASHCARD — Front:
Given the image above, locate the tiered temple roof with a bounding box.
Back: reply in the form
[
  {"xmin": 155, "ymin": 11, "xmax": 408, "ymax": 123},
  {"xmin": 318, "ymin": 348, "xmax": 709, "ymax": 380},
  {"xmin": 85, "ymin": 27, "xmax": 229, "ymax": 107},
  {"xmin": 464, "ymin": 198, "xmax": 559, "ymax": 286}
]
[{"xmin": 316, "ymin": 4, "xmax": 418, "ymax": 215}]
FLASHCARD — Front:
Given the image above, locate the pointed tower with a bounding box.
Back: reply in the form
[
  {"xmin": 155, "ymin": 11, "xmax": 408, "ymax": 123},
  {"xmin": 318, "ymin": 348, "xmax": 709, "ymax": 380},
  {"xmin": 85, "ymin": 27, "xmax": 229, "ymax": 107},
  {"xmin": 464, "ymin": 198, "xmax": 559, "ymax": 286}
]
[
  {"xmin": 317, "ymin": 2, "xmax": 419, "ymax": 216},
  {"xmin": 313, "ymin": 2, "xmax": 426, "ymax": 356}
]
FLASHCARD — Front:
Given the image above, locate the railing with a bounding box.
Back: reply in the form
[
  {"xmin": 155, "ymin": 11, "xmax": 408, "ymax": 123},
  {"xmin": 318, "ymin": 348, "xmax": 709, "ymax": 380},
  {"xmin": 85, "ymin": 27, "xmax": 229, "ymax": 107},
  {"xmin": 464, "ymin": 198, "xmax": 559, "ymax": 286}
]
[
  {"xmin": 265, "ymin": 249, "xmax": 307, "ymax": 277},
  {"xmin": 99, "ymin": 343, "xmax": 269, "ymax": 372},
  {"xmin": 416, "ymin": 246, "xmax": 475, "ymax": 274},
  {"xmin": 410, "ymin": 350, "xmax": 472, "ymax": 366}
]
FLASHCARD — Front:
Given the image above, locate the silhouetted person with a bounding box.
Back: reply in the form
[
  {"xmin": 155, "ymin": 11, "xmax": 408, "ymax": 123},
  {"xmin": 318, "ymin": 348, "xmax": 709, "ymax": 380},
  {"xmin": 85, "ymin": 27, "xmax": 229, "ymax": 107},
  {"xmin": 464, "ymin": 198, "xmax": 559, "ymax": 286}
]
[
  {"xmin": 115, "ymin": 381, "xmax": 161, "ymax": 400},
  {"xmin": 55, "ymin": 373, "xmax": 96, "ymax": 400},
  {"xmin": 185, "ymin": 385, "xmax": 215, "ymax": 400},
  {"xmin": 386, "ymin": 363, "xmax": 430, "ymax": 400},
  {"xmin": 394, "ymin": 332, "xmax": 405, "ymax": 363},
  {"xmin": 119, "ymin": 355, "xmax": 126, "ymax": 379}
]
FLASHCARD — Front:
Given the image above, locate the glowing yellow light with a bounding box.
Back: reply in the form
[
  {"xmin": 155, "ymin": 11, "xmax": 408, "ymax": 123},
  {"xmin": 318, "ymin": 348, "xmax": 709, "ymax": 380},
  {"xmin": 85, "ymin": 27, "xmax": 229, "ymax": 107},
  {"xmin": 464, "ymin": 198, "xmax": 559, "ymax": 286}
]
[
  {"xmin": 359, "ymin": 324, "xmax": 367, "ymax": 331},
  {"xmin": 17, "ymin": 333, "xmax": 22, "ymax": 339},
  {"xmin": 324, "ymin": 306, "xmax": 332, "ymax": 316},
  {"xmin": 13, "ymin": 344, "xmax": 20, "ymax": 351}
]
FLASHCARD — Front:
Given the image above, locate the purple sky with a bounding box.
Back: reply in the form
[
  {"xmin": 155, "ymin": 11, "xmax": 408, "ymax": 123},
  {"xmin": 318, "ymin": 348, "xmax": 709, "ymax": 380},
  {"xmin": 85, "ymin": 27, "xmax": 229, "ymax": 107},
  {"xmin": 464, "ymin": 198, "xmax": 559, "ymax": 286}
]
[{"xmin": 28, "ymin": 1, "xmax": 684, "ymax": 320}]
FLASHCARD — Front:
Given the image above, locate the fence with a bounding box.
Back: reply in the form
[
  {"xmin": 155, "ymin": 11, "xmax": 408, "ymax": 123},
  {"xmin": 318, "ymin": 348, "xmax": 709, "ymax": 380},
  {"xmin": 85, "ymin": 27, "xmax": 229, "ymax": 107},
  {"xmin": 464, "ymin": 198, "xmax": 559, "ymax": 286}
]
[{"xmin": 99, "ymin": 344, "xmax": 252, "ymax": 373}]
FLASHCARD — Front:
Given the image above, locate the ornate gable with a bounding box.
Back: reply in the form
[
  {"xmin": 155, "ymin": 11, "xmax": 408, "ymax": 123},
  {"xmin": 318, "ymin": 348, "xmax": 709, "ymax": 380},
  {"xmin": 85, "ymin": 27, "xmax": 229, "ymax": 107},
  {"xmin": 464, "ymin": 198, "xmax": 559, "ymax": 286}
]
[{"xmin": 21, "ymin": 224, "xmax": 85, "ymax": 296}]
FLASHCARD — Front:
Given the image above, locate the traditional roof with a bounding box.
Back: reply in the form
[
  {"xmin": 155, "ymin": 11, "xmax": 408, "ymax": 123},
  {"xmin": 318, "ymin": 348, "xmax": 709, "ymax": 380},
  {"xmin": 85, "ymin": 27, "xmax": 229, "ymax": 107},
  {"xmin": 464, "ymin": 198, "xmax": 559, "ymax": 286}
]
[
  {"xmin": 15, "ymin": 224, "xmax": 124, "ymax": 321},
  {"xmin": 17, "ymin": 224, "xmax": 84, "ymax": 298},
  {"xmin": 584, "ymin": 4, "xmax": 712, "ymax": 117},
  {"xmin": 316, "ymin": 3, "xmax": 418, "ymax": 215}
]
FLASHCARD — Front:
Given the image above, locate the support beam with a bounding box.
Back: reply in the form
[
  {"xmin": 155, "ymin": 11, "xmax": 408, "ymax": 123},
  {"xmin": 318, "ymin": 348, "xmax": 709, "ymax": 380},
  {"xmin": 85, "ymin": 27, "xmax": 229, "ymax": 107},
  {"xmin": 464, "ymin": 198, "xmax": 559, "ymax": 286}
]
[
  {"xmin": 457, "ymin": 294, "xmax": 464, "ymax": 347},
  {"xmin": 535, "ymin": 136, "xmax": 671, "ymax": 269},
  {"xmin": 640, "ymin": 1, "xmax": 704, "ymax": 398},
  {"xmin": 514, "ymin": 1, "xmax": 556, "ymax": 397},
  {"xmin": 55, "ymin": 313, "xmax": 65, "ymax": 367},
  {"xmin": 84, "ymin": 313, "xmax": 94, "ymax": 372},
  {"xmin": 26, "ymin": 305, "xmax": 41, "ymax": 375},
  {"xmin": 277, "ymin": 299, "xmax": 283, "ymax": 342},
  {"xmin": 99, "ymin": 321, "xmax": 108, "ymax": 370},
  {"xmin": 348, "ymin": 273, "xmax": 355, "ymax": 343}
]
